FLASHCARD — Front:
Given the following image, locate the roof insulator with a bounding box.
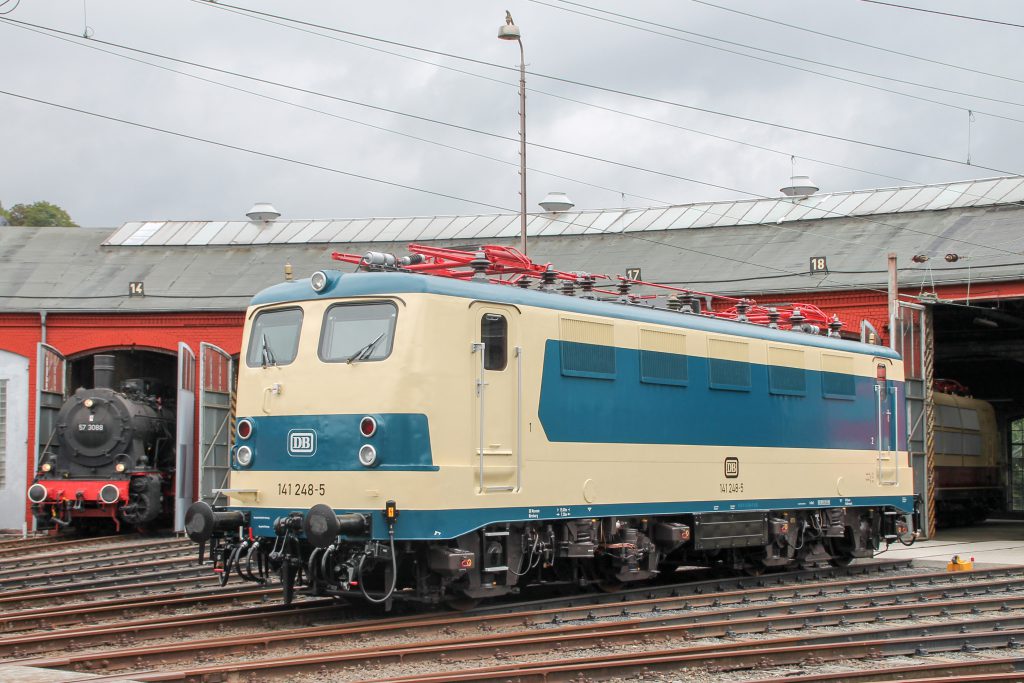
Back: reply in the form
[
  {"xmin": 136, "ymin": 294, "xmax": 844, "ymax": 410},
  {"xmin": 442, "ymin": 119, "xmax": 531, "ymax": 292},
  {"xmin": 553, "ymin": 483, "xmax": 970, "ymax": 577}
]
[
  {"xmin": 789, "ymin": 307, "xmax": 806, "ymax": 331},
  {"xmin": 680, "ymin": 293, "xmax": 699, "ymax": 314},
  {"xmin": 539, "ymin": 266, "xmax": 557, "ymax": 292},
  {"xmin": 469, "ymin": 251, "xmax": 490, "ymax": 281},
  {"xmin": 560, "ymin": 279, "xmax": 576, "ymax": 297},
  {"xmin": 579, "ymin": 275, "xmax": 596, "ymax": 299},
  {"xmin": 516, "ymin": 275, "xmax": 531, "ymax": 288},
  {"xmin": 735, "ymin": 299, "xmax": 751, "ymax": 323},
  {"xmin": 828, "ymin": 314, "xmax": 843, "ymax": 338},
  {"xmin": 666, "ymin": 295, "xmax": 682, "ymax": 312},
  {"xmin": 767, "ymin": 307, "xmax": 781, "ymax": 329},
  {"xmin": 617, "ymin": 280, "xmax": 631, "ymax": 303}
]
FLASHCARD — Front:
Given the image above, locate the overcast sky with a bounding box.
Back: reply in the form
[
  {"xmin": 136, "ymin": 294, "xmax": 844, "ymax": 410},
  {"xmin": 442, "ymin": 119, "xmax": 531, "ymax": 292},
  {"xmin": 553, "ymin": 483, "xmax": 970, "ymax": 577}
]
[{"xmin": 1, "ymin": 0, "xmax": 1022, "ymax": 228}]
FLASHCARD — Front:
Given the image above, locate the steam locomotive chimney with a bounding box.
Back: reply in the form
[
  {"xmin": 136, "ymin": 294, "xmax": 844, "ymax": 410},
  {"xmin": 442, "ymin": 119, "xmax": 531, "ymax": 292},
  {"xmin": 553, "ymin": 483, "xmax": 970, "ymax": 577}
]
[{"xmin": 93, "ymin": 354, "xmax": 116, "ymax": 389}]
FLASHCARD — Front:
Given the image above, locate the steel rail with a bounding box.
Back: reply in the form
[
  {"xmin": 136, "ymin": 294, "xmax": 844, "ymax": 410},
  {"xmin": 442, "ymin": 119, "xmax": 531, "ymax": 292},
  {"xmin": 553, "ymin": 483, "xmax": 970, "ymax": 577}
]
[
  {"xmin": 57, "ymin": 612, "xmax": 1024, "ymax": 682},
  {"xmin": 0, "ymin": 553, "xmax": 196, "ymax": 591},
  {"xmin": 0, "ymin": 573, "xmax": 221, "ymax": 610},
  {"xmin": 2, "ymin": 565, "xmax": 1017, "ymax": 659},
  {"xmin": 747, "ymin": 656, "xmax": 1024, "ymax": 682},
  {"xmin": 23, "ymin": 574, "xmax": 1024, "ymax": 677},
  {"xmin": 0, "ymin": 537, "xmax": 188, "ymax": 569},
  {"xmin": 0, "ymin": 547, "xmax": 193, "ymax": 585}
]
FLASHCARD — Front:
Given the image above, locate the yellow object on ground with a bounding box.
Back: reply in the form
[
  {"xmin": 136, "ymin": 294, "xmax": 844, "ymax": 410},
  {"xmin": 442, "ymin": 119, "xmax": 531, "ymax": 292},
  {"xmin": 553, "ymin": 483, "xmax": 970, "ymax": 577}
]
[{"xmin": 947, "ymin": 554, "xmax": 974, "ymax": 571}]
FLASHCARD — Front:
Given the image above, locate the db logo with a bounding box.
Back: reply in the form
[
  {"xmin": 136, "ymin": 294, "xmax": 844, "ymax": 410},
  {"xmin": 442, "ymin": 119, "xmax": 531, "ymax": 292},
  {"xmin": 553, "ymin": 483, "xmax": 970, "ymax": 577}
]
[
  {"xmin": 287, "ymin": 430, "xmax": 317, "ymax": 457},
  {"xmin": 460, "ymin": 558, "xmax": 474, "ymax": 568},
  {"xmin": 724, "ymin": 457, "xmax": 739, "ymax": 478}
]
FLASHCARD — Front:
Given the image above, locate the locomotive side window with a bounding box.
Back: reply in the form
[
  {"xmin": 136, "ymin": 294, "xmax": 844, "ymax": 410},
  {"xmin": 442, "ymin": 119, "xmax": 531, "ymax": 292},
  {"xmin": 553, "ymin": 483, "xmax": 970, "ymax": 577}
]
[
  {"xmin": 319, "ymin": 302, "xmax": 398, "ymax": 363},
  {"xmin": 246, "ymin": 308, "xmax": 303, "ymax": 368},
  {"xmin": 481, "ymin": 313, "xmax": 507, "ymax": 371}
]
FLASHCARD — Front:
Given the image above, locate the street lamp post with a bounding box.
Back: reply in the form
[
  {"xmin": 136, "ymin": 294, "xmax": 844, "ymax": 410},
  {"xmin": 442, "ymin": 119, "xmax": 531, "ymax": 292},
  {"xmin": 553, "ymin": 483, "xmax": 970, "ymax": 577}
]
[{"xmin": 499, "ymin": 11, "xmax": 528, "ymax": 256}]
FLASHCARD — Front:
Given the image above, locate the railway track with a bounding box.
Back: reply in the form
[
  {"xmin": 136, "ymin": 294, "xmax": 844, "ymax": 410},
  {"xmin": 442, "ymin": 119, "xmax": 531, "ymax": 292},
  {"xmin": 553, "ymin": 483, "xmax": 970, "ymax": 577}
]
[{"xmin": 7, "ymin": 563, "xmax": 1024, "ymax": 682}]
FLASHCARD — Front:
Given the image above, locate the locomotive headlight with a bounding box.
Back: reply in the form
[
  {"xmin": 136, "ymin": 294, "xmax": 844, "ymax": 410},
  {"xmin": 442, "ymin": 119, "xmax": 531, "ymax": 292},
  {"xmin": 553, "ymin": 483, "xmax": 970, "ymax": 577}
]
[
  {"xmin": 115, "ymin": 463, "xmax": 126, "ymax": 473},
  {"xmin": 235, "ymin": 445, "xmax": 254, "ymax": 467},
  {"xmin": 41, "ymin": 463, "xmax": 52, "ymax": 473},
  {"xmin": 310, "ymin": 270, "xmax": 329, "ymax": 292},
  {"xmin": 358, "ymin": 444, "xmax": 378, "ymax": 467},
  {"xmin": 27, "ymin": 484, "xmax": 48, "ymax": 504},
  {"xmin": 359, "ymin": 416, "xmax": 377, "ymax": 438},
  {"xmin": 236, "ymin": 418, "xmax": 254, "ymax": 441},
  {"xmin": 84, "ymin": 398, "xmax": 94, "ymax": 408}
]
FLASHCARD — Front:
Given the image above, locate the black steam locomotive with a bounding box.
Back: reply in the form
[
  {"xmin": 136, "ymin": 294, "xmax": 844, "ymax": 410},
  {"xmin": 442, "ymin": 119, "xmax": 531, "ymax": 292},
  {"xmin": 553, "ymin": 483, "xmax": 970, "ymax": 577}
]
[{"xmin": 27, "ymin": 354, "xmax": 176, "ymax": 532}]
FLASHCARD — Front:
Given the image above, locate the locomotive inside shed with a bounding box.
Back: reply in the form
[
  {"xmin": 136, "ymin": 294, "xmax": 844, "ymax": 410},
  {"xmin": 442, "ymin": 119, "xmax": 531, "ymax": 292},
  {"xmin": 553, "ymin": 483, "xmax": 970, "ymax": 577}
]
[
  {"xmin": 929, "ymin": 297, "xmax": 1024, "ymax": 522},
  {"xmin": 67, "ymin": 349, "xmax": 178, "ymax": 399}
]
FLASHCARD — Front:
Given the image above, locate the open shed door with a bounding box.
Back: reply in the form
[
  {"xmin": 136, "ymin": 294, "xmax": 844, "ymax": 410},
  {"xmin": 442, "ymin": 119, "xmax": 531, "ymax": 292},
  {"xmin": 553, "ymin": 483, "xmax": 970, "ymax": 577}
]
[
  {"xmin": 895, "ymin": 301, "xmax": 930, "ymax": 535},
  {"xmin": 35, "ymin": 344, "xmax": 66, "ymax": 472},
  {"xmin": 174, "ymin": 343, "xmax": 196, "ymax": 532},
  {"xmin": 198, "ymin": 343, "xmax": 233, "ymax": 505}
]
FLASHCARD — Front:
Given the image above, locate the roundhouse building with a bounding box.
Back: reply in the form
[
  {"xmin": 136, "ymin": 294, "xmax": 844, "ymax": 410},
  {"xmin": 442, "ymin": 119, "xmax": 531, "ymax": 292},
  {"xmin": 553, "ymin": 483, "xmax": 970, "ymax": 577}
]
[{"xmin": 1, "ymin": 175, "xmax": 1023, "ymax": 535}]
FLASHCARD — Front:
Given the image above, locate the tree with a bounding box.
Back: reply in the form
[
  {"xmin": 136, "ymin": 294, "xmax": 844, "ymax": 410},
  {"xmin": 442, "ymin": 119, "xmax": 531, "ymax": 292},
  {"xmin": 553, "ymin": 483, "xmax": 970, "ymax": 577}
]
[
  {"xmin": 4, "ymin": 201, "xmax": 78, "ymax": 227},
  {"xmin": 0, "ymin": 202, "xmax": 9, "ymax": 224}
]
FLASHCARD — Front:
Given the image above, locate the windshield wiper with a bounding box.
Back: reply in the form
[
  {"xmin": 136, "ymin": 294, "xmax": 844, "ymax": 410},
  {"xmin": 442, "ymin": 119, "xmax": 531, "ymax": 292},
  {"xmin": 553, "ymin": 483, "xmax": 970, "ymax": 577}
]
[
  {"xmin": 347, "ymin": 332, "xmax": 386, "ymax": 364},
  {"xmin": 261, "ymin": 334, "xmax": 277, "ymax": 368}
]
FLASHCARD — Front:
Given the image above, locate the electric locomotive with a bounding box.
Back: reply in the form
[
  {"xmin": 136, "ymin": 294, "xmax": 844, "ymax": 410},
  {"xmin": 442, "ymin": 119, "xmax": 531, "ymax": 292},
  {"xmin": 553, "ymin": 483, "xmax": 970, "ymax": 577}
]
[
  {"xmin": 28, "ymin": 354, "xmax": 176, "ymax": 531},
  {"xmin": 187, "ymin": 245, "xmax": 916, "ymax": 607},
  {"xmin": 933, "ymin": 386, "xmax": 1002, "ymax": 525}
]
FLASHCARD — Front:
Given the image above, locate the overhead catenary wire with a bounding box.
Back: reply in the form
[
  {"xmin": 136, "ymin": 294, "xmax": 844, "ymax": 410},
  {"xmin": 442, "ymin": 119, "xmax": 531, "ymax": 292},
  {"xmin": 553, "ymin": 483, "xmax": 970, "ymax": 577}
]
[
  {"xmin": 0, "ymin": 88, "xmax": 815, "ymax": 278},
  {"xmin": 4, "ymin": 20, "xmax": 1021, "ymax": 262},
  {"xmin": 690, "ymin": 0, "xmax": 1024, "ymax": 87},
  {"xmin": 533, "ymin": 0, "xmax": 1024, "ymax": 116},
  {"xmin": 169, "ymin": 4, "xmax": 955, "ymax": 189},
  {"xmin": 0, "ymin": 20, "xmax": 672, "ymax": 208},
  {"xmin": 859, "ymin": 0, "xmax": 1024, "ymax": 30},
  {"xmin": 192, "ymin": 0, "xmax": 1022, "ymax": 178}
]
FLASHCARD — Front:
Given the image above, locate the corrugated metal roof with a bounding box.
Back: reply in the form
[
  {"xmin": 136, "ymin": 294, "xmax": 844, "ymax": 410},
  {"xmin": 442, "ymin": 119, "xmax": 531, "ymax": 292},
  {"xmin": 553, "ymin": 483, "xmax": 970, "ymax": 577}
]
[
  {"xmin": 103, "ymin": 175, "xmax": 1024, "ymax": 247},
  {"xmin": 3, "ymin": 175, "xmax": 1024, "ymax": 313}
]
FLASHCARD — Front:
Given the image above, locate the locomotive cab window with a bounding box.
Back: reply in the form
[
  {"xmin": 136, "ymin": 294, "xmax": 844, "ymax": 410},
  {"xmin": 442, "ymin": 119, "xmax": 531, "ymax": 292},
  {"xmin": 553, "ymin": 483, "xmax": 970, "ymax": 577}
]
[
  {"xmin": 481, "ymin": 313, "xmax": 507, "ymax": 371},
  {"xmin": 319, "ymin": 302, "xmax": 398, "ymax": 363},
  {"xmin": 246, "ymin": 308, "xmax": 303, "ymax": 368}
]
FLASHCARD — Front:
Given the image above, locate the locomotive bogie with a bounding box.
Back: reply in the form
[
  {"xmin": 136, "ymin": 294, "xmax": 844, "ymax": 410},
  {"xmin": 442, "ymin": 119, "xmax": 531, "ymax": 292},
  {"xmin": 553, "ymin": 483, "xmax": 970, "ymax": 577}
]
[{"xmin": 194, "ymin": 271, "xmax": 916, "ymax": 605}]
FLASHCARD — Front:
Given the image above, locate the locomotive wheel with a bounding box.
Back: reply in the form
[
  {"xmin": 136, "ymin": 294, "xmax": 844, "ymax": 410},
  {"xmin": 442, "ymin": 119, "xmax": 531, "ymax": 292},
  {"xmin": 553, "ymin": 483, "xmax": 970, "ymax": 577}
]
[
  {"xmin": 742, "ymin": 561, "xmax": 767, "ymax": 577},
  {"xmin": 444, "ymin": 594, "xmax": 480, "ymax": 611}
]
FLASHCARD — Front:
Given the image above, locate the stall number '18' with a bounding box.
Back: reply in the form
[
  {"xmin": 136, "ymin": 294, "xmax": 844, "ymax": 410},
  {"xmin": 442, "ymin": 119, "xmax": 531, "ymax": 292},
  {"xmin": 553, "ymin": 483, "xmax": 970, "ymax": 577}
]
[{"xmin": 278, "ymin": 482, "xmax": 326, "ymax": 496}]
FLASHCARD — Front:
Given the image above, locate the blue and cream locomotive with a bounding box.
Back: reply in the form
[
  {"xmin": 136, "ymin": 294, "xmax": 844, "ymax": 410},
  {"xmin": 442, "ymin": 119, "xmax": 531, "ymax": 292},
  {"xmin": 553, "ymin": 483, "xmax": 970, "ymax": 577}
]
[{"xmin": 186, "ymin": 245, "xmax": 916, "ymax": 606}]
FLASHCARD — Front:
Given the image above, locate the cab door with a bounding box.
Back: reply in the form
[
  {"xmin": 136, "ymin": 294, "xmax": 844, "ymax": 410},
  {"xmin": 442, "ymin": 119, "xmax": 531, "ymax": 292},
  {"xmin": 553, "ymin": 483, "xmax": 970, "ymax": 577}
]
[{"xmin": 470, "ymin": 303, "xmax": 522, "ymax": 493}]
